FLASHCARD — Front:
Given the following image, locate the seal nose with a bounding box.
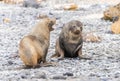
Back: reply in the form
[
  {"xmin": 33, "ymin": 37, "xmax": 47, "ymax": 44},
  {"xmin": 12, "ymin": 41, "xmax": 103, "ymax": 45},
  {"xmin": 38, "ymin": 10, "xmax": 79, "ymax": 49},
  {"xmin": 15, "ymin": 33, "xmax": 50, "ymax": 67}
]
[{"xmin": 74, "ymin": 30, "xmax": 80, "ymax": 34}]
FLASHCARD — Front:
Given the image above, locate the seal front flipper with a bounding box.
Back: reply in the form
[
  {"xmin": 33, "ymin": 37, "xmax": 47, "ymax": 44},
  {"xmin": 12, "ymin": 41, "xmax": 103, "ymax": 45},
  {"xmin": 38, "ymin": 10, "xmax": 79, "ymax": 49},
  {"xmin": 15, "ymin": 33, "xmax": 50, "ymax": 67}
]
[{"xmin": 51, "ymin": 38, "xmax": 65, "ymax": 60}]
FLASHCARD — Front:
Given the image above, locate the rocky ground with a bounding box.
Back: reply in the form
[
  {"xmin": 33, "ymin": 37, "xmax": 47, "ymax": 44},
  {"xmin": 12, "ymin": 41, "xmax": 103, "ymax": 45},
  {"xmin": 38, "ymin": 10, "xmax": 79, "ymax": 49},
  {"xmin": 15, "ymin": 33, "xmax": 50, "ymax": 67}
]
[{"xmin": 0, "ymin": 0, "xmax": 120, "ymax": 81}]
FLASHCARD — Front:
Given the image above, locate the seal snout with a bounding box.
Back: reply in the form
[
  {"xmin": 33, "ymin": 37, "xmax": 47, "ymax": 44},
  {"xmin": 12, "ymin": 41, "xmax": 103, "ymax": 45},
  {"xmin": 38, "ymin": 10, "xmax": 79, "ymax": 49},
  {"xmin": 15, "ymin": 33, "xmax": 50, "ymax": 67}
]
[{"xmin": 74, "ymin": 29, "xmax": 80, "ymax": 35}]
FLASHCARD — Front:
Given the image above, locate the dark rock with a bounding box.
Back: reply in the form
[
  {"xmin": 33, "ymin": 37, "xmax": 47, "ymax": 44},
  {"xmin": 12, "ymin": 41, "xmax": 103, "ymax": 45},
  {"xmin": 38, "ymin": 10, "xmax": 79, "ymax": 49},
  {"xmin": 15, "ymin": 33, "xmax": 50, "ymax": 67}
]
[
  {"xmin": 23, "ymin": 0, "xmax": 40, "ymax": 8},
  {"xmin": 21, "ymin": 75, "xmax": 27, "ymax": 79},
  {"xmin": 7, "ymin": 60, "xmax": 13, "ymax": 65},
  {"xmin": 37, "ymin": 74, "xmax": 47, "ymax": 79},
  {"xmin": 114, "ymin": 72, "xmax": 120, "ymax": 78},
  {"xmin": 106, "ymin": 31, "xmax": 113, "ymax": 34},
  {"xmin": 63, "ymin": 72, "xmax": 73, "ymax": 76},
  {"xmin": 49, "ymin": 12, "xmax": 54, "ymax": 15},
  {"xmin": 52, "ymin": 75, "xmax": 67, "ymax": 80}
]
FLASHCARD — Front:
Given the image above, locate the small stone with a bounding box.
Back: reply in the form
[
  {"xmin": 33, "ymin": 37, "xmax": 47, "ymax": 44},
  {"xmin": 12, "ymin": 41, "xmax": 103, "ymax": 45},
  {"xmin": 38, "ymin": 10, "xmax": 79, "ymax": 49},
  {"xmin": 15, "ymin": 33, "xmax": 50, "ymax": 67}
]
[
  {"xmin": 31, "ymin": 72, "xmax": 47, "ymax": 79},
  {"xmin": 21, "ymin": 75, "xmax": 27, "ymax": 79},
  {"xmin": 37, "ymin": 14, "xmax": 48, "ymax": 19},
  {"xmin": 63, "ymin": 3, "xmax": 78, "ymax": 10},
  {"xmin": 38, "ymin": 74, "xmax": 47, "ymax": 79},
  {"xmin": 49, "ymin": 12, "xmax": 54, "ymax": 15},
  {"xmin": 23, "ymin": 0, "xmax": 40, "ymax": 8},
  {"xmin": 63, "ymin": 72, "xmax": 73, "ymax": 76},
  {"xmin": 8, "ymin": 61, "xmax": 13, "ymax": 65},
  {"xmin": 52, "ymin": 75, "xmax": 66, "ymax": 80},
  {"xmin": 3, "ymin": 18, "xmax": 11, "ymax": 23},
  {"xmin": 115, "ymin": 75, "xmax": 119, "ymax": 78}
]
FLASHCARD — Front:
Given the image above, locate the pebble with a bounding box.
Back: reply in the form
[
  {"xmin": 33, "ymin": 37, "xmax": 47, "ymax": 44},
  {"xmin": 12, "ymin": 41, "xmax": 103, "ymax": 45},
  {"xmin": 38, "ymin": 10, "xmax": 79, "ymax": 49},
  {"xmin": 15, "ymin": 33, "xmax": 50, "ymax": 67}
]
[
  {"xmin": 63, "ymin": 72, "xmax": 74, "ymax": 76},
  {"xmin": 52, "ymin": 75, "xmax": 67, "ymax": 80}
]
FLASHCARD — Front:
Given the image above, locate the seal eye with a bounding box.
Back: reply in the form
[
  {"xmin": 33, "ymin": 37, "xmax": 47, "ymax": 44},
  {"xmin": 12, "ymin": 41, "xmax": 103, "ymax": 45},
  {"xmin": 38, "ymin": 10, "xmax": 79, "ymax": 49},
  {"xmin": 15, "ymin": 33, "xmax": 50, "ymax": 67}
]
[
  {"xmin": 72, "ymin": 26, "xmax": 76, "ymax": 29},
  {"xmin": 73, "ymin": 26, "xmax": 76, "ymax": 28},
  {"xmin": 69, "ymin": 25, "xmax": 75, "ymax": 30}
]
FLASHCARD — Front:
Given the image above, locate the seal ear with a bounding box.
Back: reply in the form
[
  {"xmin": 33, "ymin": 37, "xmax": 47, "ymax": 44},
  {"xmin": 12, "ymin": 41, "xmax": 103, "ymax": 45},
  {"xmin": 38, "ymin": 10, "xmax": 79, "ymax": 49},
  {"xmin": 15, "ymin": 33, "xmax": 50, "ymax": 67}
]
[
  {"xmin": 48, "ymin": 21, "xmax": 55, "ymax": 31},
  {"xmin": 78, "ymin": 23, "xmax": 83, "ymax": 31},
  {"xmin": 48, "ymin": 18, "xmax": 56, "ymax": 27},
  {"xmin": 80, "ymin": 26, "xmax": 83, "ymax": 31},
  {"xmin": 48, "ymin": 21, "xmax": 54, "ymax": 27},
  {"xmin": 81, "ymin": 23, "xmax": 83, "ymax": 31}
]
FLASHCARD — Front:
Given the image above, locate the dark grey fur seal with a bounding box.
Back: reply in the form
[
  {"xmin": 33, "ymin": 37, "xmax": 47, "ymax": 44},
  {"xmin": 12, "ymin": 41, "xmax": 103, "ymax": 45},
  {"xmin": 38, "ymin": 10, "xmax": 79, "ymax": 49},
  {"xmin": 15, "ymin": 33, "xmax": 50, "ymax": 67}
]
[{"xmin": 51, "ymin": 20, "xmax": 90, "ymax": 60}]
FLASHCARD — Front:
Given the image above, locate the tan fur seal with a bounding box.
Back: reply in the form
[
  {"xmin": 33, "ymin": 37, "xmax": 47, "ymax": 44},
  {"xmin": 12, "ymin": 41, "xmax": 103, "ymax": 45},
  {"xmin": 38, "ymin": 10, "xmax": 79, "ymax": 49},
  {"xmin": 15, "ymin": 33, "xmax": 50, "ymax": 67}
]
[{"xmin": 19, "ymin": 17, "xmax": 56, "ymax": 68}]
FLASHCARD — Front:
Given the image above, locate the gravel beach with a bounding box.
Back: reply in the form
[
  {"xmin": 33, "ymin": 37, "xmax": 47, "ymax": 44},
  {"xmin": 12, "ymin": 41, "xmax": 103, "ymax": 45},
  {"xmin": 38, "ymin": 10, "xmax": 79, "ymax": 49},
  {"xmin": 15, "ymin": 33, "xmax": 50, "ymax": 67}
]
[{"xmin": 0, "ymin": 0, "xmax": 120, "ymax": 81}]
